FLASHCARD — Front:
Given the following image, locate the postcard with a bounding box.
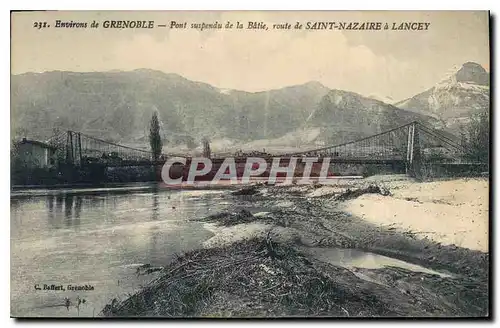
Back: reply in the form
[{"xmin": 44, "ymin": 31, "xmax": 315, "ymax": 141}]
[{"xmin": 10, "ymin": 10, "xmax": 490, "ymax": 318}]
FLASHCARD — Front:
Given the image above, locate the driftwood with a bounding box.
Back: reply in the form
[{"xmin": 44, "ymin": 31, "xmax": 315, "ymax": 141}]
[{"xmin": 335, "ymin": 185, "xmax": 390, "ymax": 201}]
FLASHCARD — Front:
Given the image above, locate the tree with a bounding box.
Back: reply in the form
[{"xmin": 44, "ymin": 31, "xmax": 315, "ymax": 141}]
[
  {"xmin": 202, "ymin": 137, "xmax": 211, "ymax": 158},
  {"xmin": 461, "ymin": 111, "xmax": 489, "ymax": 163},
  {"xmin": 149, "ymin": 112, "xmax": 163, "ymax": 161}
]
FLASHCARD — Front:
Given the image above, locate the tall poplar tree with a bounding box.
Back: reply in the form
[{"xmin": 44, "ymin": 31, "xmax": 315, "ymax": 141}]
[{"xmin": 149, "ymin": 112, "xmax": 163, "ymax": 161}]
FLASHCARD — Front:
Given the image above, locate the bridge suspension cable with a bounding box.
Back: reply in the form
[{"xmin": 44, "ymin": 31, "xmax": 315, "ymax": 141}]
[{"xmin": 288, "ymin": 121, "xmax": 465, "ymax": 164}]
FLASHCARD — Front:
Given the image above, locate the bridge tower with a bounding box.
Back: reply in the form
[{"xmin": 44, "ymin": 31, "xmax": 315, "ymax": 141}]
[
  {"xmin": 65, "ymin": 131, "xmax": 83, "ymax": 167},
  {"xmin": 406, "ymin": 122, "xmax": 422, "ymax": 179}
]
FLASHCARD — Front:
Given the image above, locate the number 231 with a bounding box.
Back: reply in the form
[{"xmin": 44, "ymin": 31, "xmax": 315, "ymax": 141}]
[{"xmin": 33, "ymin": 22, "xmax": 49, "ymax": 29}]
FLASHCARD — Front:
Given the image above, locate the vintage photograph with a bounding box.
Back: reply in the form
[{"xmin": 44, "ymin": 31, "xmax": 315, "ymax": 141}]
[{"xmin": 10, "ymin": 11, "xmax": 490, "ymax": 318}]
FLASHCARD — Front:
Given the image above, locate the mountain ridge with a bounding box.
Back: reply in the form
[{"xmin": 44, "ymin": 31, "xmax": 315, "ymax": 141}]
[
  {"xmin": 395, "ymin": 62, "xmax": 489, "ymax": 131},
  {"xmin": 10, "ymin": 70, "xmax": 330, "ymax": 144},
  {"xmin": 11, "ymin": 64, "xmax": 488, "ymax": 150}
]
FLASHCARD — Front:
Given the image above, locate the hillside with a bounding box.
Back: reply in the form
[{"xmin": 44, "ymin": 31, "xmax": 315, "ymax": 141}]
[
  {"xmin": 305, "ymin": 89, "xmax": 442, "ymax": 145},
  {"xmin": 10, "ymin": 70, "xmax": 329, "ymax": 143}
]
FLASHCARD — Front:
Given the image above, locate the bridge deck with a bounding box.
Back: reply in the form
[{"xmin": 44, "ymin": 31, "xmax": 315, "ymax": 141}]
[{"xmin": 84, "ymin": 157, "xmax": 407, "ymax": 168}]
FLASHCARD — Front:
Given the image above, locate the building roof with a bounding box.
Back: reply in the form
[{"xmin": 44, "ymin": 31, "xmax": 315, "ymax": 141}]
[{"xmin": 18, "ymin": 138, "xmax": 57, "ymax": 150}]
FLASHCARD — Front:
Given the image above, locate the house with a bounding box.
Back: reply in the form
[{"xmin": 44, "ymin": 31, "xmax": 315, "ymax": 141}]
[{"xmin": 15, "ymin": 138, "xmax": 57, "ymax": 169}]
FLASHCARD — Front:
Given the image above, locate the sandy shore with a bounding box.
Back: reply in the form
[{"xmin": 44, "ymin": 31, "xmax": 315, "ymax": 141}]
[{"xmin": 342, "ymin": 178, "xmax": 489, "ymax": 252}]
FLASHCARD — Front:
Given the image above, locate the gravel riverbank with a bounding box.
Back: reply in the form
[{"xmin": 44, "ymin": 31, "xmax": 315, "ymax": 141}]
[{"xmin": 102, "ymin": 175, "xmax": 489, "ymax": 318}]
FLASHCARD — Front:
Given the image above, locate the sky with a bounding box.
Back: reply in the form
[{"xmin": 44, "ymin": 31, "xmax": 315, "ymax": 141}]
[{"xmin": 11, "ymin": 11, "xmax": 490, "ymax": 102}]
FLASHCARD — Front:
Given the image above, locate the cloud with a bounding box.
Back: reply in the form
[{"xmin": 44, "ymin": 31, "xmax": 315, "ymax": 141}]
[
  {"xmin": 110, "ymin": 25, "xmax": 410, "ymax": 99},
  {"xmin": 11, "ymin": 11, "xmax": 489, "ymax": 101}
]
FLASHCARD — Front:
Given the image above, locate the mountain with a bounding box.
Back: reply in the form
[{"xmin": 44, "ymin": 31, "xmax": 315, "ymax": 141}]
[
  {"xmin": 10, "ymin": 70, "xmax": 329, "ymax": 144},
  {"xmin": 223, "ymin": 81, "xmax": 330, "ymax": 141},
  {"xmin": 395, "ymin": 62, "xmax": 490, "ymax": 131},
  {"xmin": 15, "ymin": 68, "xmax": 473, "ymax": 151},
  {"xmin": 367, "ymin": 94, "xmax": 395, "ymax": 105},
  {"xmin": 305, "ymin": 89, "xmax": 441, "ymax": 145}
]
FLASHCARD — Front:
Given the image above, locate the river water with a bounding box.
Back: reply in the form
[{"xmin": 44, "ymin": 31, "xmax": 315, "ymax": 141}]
[{"xmin": 10, "ymin": 184, "xmax": 231, "ymax": 317}]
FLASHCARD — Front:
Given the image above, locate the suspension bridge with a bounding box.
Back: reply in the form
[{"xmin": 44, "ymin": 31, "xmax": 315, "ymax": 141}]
[
  {"xmin": 46, "ymin": 121, "xmax": 480, "ymax": 177},
  {"xmin": 47, "ymin": 131, "xmax": 159, "ymax": 167},
  {"xmin": 288, "ymin": 121, "xmax": 470, "ymax": 171}
]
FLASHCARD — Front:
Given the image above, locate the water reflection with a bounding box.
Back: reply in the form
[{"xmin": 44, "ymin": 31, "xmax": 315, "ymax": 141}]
[
  {"xmin": 151, "ymin": 186, "xmax": 160, "ymax": 221},
  {"xmin": 55, "ymin": 194, "xmax": 64, "ymax": 211},
  {"xmin": 88, "ymin": 193, "xmax": 106, "ymax": 209},
  {"xmin": 46, "ymin": 194, "xmax": 83, "ymax": 229},
  {"xmin": 306, "ymin": 247, "xmax": 451, "ymax": 278},
  {"xmin": 47, "ymin": 195, "xmax": 54, "ymax": 212},
  {"xmin": 75, "ymin": 197, "xmax": 82, "ymax": 219},
  {"xmin": 11, "ymin": 186, "xmax": 228, "ymax": 317}
]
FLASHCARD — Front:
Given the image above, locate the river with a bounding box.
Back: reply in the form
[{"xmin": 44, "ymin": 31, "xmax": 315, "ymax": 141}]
[{"xmin": 10, "ymin": 184, "xmax": 232, "ymax": 317}]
